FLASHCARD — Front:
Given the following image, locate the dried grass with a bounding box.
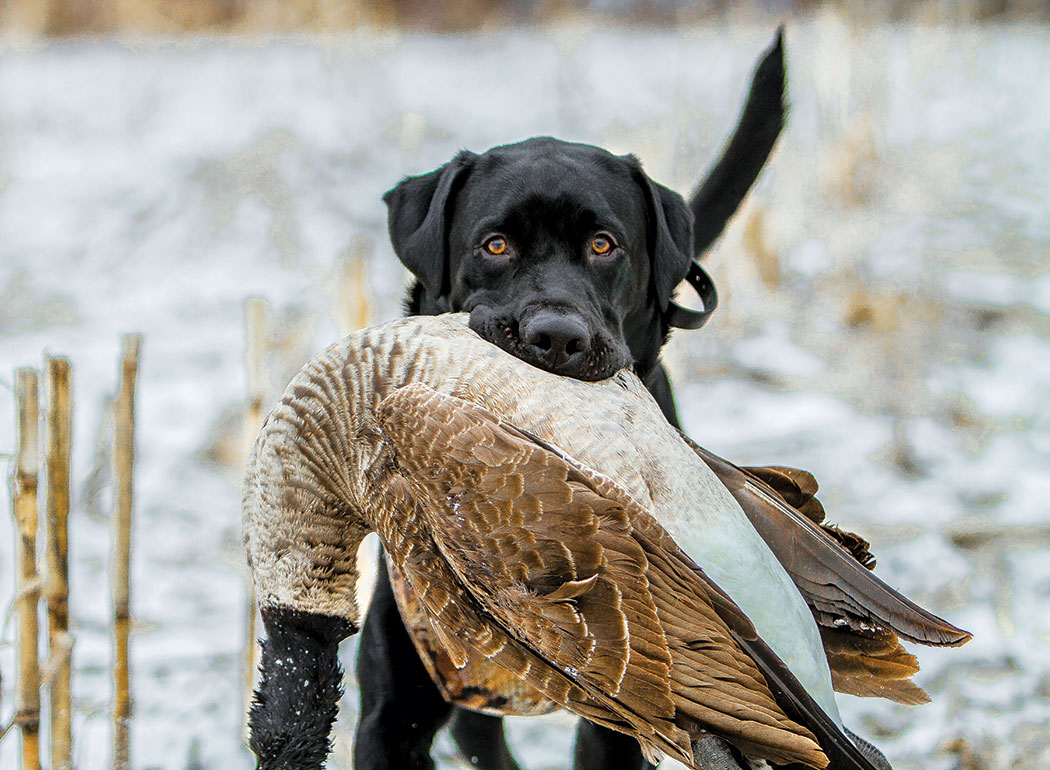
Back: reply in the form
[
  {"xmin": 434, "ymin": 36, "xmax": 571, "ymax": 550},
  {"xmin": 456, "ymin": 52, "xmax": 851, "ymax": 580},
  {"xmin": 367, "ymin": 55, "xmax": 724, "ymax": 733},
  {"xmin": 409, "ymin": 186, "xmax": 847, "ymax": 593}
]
[
  {"xmin": 2, "ymin": 0, "xmax": 1045, "ymax": 38},
  {"xmin": 45, "ymin": 357, "xmax": 73, "ymax": 770},
  {"xmin": 112, "ymin": 335, "xmax": 141, "ymax": 770},
  {"xmin": 11, "ymin": 368, "xmax": 42, "ymax": 770}
]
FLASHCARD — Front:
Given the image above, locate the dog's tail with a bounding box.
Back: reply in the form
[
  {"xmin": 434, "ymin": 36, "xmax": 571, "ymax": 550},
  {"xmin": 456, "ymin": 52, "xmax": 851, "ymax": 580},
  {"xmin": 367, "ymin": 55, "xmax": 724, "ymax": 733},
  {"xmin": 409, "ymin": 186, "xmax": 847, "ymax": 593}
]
[{"xmin": 689, "ymin": 27, "xmax": 786, "ymax": 259}]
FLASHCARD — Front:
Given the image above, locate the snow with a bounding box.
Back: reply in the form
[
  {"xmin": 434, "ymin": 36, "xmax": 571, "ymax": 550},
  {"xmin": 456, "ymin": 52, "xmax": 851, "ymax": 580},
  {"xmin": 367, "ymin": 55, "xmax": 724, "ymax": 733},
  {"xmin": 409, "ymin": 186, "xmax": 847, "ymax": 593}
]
[{"xmin": 1, "ymin": 19, "xmax": 1048, "ymax": 770}]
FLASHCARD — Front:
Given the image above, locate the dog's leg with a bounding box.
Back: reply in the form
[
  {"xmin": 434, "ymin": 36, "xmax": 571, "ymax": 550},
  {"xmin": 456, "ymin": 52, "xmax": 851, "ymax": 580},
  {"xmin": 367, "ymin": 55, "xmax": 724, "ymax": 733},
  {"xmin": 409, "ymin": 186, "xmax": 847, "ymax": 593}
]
[
  {"xmin": 572, "ymin": 719, "xmax": 655, "ymax": 770},
  {"xmin": 448, "ymin": 709, "xmax": 521, "ymax": 770},
  {"xmin": 354, "ymin": 560, "xmax": 453, "ymax": 770}
]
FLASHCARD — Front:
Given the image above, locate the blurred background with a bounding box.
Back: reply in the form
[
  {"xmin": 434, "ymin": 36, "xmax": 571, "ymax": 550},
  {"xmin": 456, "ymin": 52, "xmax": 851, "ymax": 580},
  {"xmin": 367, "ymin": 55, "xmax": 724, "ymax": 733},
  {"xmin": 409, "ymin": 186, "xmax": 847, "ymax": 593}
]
[{"xmin": 1, "ymin": 2, "xmax": 1048, "ymax": 769}]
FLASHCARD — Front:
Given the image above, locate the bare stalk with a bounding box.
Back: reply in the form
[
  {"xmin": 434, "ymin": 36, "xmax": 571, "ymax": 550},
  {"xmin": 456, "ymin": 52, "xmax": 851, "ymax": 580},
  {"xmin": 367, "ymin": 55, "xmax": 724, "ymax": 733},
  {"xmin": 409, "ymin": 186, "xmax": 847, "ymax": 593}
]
[
  {"xmin": 12, "ymin": 368, "xmax": 42, "ymax": 770},
  {"xmin": 337, "ymin": 238, "xmax": 373, "ymax": 335},
  {"xmin": 243, "ymin": 298, "xmax": 269, "ymax": 724},
  {"xmin": 112, "ymin": 335, "xmax": 141, "ymax": 770},
  {"xmin": 45, "ymin": 356, "xmax": 73, "ymax": 770}
]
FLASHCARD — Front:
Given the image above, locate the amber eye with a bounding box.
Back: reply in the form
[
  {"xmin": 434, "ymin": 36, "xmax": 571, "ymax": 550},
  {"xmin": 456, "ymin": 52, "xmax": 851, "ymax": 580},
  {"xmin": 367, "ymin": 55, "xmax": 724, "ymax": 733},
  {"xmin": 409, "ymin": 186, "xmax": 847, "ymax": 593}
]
[
  {"xmin": 590, "ymin": 233, "xmax": 615, "ymax": 257},
  {"xmin": 483, "ymin": 236, "xmax": 508, "ymax": 256}
]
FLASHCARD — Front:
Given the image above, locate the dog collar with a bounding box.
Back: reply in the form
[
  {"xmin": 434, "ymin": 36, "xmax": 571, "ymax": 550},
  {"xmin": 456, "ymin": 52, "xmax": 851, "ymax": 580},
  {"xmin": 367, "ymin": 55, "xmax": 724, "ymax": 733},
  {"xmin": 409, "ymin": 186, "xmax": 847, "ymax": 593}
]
[{"xmin": 666, "ymin": 260, "xmax": 718, "ymax": 330}]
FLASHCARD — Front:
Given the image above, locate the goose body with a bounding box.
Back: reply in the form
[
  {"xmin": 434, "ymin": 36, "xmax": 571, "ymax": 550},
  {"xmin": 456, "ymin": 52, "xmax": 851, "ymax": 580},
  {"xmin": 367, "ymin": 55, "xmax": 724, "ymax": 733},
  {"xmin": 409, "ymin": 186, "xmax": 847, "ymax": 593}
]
[{"xmin": 243, "ymin": 313, "xmax": 967, "ymax": 769}]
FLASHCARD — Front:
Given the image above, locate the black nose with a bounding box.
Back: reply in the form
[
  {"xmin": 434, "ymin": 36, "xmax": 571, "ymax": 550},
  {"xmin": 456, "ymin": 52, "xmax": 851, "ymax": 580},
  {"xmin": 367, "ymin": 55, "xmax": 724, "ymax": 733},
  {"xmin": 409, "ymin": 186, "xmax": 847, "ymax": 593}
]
[{"xmin": 520, "ymin": 311, "xmax": 591, "ymax": 370}]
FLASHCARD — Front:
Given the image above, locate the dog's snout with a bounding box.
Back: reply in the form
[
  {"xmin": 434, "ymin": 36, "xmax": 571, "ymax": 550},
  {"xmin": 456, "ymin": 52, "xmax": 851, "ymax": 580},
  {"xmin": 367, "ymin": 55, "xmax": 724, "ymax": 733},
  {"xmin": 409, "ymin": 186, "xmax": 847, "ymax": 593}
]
[
  {"xmin": 521, "ymin": 311, "xmax": 591, "ymax": 369},
  {"xmin": 468, "ymin": 304, "xmax": 623, "ymax": 381}
]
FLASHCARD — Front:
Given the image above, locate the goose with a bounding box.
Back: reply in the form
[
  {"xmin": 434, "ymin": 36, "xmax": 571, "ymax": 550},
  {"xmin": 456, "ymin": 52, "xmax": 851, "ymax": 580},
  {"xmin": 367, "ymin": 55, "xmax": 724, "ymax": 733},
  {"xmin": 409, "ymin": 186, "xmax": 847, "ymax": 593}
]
[{"xmin": 243, "ymin": 313, "xmax": 969, "ymax": 770}]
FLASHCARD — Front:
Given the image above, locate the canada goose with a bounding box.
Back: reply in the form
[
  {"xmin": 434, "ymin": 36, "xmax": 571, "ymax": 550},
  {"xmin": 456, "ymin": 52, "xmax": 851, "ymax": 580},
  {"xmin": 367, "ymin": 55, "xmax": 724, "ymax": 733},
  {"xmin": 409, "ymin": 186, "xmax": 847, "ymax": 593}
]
[
  {"xmin": 391, "ymin": 447, "xmax": 967, "ymax": 719},
  {"xmin": 243, "ymin": 313, "xmax": 968, "ymax": 769}
]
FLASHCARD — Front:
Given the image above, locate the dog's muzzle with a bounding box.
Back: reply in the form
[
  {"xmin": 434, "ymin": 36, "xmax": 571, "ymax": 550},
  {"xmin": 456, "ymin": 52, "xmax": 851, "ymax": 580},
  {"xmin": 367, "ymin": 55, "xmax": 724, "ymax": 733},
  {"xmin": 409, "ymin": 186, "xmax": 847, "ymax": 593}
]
[{"xmin": 468, "ymin": 305, "xmax": 629, "ymax": 382}]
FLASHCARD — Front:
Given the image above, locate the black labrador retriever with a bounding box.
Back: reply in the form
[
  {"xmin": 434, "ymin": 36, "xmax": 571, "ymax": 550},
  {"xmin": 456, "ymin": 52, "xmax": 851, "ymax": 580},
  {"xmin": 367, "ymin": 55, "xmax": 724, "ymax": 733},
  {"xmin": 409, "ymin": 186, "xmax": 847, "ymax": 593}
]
[
  {"xmin": 247, "ymin": 30, "xmax": 784, "ymax": 770},
  {"xmin": 352, "ymin": 31, "xmax": 787, "ymax": 770}
]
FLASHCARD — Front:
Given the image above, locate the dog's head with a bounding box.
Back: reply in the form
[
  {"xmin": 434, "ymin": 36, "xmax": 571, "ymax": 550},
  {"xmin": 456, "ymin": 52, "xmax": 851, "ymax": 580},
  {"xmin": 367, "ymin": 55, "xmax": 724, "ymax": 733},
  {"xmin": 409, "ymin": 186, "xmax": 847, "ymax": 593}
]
[
  {"xmin": 385, "ymin": 31, "xmax": 786, "ymax": 384},
  {"xmin": 384, "ymin": 137, "xmax": 692, "ymax": 382}
]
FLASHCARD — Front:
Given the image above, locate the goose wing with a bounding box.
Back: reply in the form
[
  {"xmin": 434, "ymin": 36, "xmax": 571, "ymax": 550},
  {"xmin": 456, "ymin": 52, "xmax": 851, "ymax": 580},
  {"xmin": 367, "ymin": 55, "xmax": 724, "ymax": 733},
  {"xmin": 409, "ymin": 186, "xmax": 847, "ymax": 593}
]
[
  {"xmin": 685, "ymin": 439, "xmax": 971, "ymax": 652},
  {"xmin": 702, "ymin": 458, "xmax": 948, "ymax": 703},
  {"xmin": 377, "ymin": 383, "xmax": 838, "ymax": 769}
]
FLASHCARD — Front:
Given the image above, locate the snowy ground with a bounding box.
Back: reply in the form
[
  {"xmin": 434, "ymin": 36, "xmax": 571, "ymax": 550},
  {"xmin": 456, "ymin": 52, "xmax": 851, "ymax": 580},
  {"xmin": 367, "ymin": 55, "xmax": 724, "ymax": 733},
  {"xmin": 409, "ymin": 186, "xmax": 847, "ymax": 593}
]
[{"xmin": 1, "ymin": 17, "xmax": 1048, "ymax": 770}]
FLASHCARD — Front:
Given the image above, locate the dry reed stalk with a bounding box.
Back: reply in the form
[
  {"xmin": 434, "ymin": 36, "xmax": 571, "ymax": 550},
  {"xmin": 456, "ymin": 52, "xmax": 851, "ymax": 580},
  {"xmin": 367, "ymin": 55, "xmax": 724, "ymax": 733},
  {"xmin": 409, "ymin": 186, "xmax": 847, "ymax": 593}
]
[
  {"xmin": 12, "ymin": 368, "xmax": 42, "ymax": 770},
  {"xmin": 42, "ymin": 0, "xmax": 113, "ymax": 35},
  {"xmin": 338, "ymin": 238, "xmax": 373, "ymax": 336},
  {"xmin": 112, "ymin": 335, "xmax": 141, "ymax": 770},
  {"xmin": 244, "ymin": 298, "xmax": 270, "ymax": 429},
  {"xmin": 243, "ymin": 298, "xmax": 269, "ymax": 719},
  {"xmin": 45, "ymin": 356, "xmax": 73, "ymax": 770},
  {"xmin": 743, "ymin": 208, "xmax": 779, "ymax": 293}
]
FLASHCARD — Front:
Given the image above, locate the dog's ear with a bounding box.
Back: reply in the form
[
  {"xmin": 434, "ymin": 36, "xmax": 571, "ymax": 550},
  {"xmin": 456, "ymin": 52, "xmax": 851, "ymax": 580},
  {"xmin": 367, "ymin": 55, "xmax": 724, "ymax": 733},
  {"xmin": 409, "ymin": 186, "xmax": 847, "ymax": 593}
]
[
  {"xmin": 634, "ymin": 165, "xmax": 694, "ymax": 312},
  {"xmin": 384, "ymin": 151, "xmax": 476, "ymax": 296}
]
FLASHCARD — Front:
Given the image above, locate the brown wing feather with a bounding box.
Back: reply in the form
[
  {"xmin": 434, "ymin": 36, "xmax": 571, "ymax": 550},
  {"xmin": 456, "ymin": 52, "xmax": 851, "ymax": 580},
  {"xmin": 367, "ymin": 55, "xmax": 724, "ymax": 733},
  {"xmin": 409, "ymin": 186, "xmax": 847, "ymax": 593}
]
[
  {"xmin": 743, "ymin": 465, "xmax": 879, "ymax": 569},
  {"xmin": 688, "ymin": 438, "xmax": 971, "ymax": 648},
  {"xmin": 377, "ymin": 384, "xmax": 690, "ymax": 763},
  {"xmin": 742, "ymin": 465, "xmax": 828, "ymax": 525},
  {"xmin": 820, "ymin": 627, "xmax": 930, "ymax": 706},
  {"xmin": 376, "ymin": 383, "xmax": 829, "ymax": 769}
]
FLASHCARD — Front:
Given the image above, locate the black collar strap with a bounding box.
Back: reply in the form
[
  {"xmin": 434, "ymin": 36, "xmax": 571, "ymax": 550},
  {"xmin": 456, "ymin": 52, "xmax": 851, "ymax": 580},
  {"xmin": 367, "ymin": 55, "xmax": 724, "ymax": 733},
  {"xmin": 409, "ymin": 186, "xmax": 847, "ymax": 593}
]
[{"xmin": 666, "ymin": 260, "xmax": 718, "ymax": 330}]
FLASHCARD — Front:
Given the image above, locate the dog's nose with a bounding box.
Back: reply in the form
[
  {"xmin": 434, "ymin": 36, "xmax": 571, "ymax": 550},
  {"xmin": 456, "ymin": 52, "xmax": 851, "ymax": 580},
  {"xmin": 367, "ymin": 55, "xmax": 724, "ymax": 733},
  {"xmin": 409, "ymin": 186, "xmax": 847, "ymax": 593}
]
[{"xmin": 520, "ymin": 311, "xmax": 591, "ymax": 370}]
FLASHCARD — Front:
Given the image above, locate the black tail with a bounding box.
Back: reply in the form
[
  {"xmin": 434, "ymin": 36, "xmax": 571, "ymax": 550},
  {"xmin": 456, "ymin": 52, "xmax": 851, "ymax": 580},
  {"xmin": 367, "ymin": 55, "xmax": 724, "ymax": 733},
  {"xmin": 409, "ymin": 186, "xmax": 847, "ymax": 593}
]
[{"xmin": 690, "ymin": 27, "xmax": 787, "ymax": 258}]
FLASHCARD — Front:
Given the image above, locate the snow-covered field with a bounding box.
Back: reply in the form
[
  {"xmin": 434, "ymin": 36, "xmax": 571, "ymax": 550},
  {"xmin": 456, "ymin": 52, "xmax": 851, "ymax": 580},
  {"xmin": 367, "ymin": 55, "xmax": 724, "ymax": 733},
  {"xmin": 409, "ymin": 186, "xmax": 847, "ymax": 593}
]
[{"xmin": 1, "ymin": 17, "xmax": 1048, "ymax": 770}]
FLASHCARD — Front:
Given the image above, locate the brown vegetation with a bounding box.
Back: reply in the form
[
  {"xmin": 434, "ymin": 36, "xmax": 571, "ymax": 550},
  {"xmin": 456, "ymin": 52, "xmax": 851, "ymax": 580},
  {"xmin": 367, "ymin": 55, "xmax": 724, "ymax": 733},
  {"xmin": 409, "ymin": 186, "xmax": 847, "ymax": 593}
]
[
  {"xmin": 112, "ymin": 335, "xmax": 141, "ymax": 770},
  {"xmin": 1, "ymin": 0, "xmax": 1046, "ymax": 37},
  {"xmin": 10, "ymin": 369, "xmax": 42, "ymax": 770},
  {"xmin": 45, "ymin": 357, "xmax": 73, "ymax": 770}
]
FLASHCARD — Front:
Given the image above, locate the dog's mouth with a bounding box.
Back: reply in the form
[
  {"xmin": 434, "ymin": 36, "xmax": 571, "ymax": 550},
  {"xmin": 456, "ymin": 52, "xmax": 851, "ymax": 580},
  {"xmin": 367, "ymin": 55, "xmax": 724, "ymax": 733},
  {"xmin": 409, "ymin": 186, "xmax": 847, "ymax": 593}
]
[{"xmin": 468, "ymin": 305, "xmax": 629, "ymax": 382}]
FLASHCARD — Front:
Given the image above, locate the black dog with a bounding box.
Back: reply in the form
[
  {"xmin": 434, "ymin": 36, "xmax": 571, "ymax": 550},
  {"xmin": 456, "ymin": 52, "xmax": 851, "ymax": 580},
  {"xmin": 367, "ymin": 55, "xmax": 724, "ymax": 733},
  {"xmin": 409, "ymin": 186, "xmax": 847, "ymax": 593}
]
[{"xmin": 352, "ymin": 31, "xmax": 787, "ymax": 770}]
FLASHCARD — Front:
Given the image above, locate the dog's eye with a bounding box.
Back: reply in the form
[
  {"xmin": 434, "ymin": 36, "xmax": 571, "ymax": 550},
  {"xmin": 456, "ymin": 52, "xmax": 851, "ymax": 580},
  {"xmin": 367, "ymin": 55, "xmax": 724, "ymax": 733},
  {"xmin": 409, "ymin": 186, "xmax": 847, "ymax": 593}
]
[
  {"xmin": 483, "ymin": 236, "xmax": 508, "ymax": 256},
  {"xmin": 590, "ymin": 234, "xmax": 615, "ymax": 257}
]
